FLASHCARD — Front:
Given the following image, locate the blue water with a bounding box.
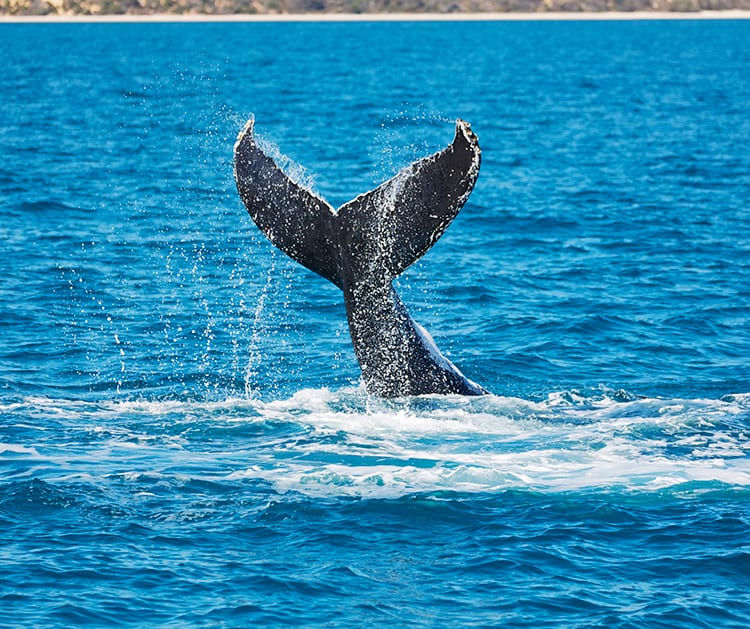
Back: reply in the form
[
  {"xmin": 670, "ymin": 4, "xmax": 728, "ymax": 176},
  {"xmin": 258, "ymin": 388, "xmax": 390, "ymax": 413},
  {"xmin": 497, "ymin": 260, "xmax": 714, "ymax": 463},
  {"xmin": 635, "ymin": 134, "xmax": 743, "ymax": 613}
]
[{"xmin": 2, "ymin": 19, "xmax": 750, "ymax": 627}]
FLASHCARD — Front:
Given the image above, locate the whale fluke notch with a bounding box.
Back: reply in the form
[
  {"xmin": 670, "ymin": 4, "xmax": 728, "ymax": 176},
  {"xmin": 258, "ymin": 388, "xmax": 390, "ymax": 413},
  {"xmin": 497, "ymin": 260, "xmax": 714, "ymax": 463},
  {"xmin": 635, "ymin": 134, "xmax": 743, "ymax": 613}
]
[{"xmin": 233, "ymin": 117, "xmax": 487, "ymax": 398}]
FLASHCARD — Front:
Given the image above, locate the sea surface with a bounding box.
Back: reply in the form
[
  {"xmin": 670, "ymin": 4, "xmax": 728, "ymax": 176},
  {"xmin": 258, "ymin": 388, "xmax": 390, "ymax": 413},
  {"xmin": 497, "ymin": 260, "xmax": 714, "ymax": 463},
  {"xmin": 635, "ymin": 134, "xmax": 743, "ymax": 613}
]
[{"xmin": 1, "ymin": 18, "xmax": 750, "ymax": 627}]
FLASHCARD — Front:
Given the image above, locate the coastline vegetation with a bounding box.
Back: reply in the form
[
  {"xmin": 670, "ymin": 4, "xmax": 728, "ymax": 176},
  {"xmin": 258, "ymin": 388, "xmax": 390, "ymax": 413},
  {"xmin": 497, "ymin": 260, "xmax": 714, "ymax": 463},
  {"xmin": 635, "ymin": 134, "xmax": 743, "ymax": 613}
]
[{"xmin": 3, "ymin": 0, "xmax": 749, "ymax": 16}]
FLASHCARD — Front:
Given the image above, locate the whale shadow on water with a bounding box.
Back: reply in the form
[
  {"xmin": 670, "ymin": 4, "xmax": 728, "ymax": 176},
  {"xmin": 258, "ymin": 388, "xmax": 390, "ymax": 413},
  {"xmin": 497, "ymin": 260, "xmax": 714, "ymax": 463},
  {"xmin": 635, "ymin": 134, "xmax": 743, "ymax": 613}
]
[{"xmin": 233, "ymin": 117, "xmax": 488, "ymax": 398}]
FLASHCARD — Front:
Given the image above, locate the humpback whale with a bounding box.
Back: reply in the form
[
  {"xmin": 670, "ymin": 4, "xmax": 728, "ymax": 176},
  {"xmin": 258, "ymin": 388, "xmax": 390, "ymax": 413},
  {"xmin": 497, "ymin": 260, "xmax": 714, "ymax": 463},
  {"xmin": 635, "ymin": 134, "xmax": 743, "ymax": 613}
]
[{"xmin": 233, "ymin": 117, "xmax": 487, "ymax": 398}]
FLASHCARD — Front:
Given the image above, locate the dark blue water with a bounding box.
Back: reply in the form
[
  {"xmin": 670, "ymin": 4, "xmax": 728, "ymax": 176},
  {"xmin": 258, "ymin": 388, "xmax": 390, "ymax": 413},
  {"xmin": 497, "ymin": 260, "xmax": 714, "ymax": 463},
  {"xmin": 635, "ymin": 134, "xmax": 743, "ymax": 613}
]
[{"xmin": 2, "ymin": 20, "xmax": 750, "ymax": 627}]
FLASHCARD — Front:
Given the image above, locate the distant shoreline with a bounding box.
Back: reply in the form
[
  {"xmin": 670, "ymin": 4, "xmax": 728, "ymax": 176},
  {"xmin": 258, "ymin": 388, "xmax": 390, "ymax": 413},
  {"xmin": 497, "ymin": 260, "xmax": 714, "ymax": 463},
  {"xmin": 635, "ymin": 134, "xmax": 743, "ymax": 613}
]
[{"xmin": 3, "ymin": 10, "xmax": 750, "ymax": 22}]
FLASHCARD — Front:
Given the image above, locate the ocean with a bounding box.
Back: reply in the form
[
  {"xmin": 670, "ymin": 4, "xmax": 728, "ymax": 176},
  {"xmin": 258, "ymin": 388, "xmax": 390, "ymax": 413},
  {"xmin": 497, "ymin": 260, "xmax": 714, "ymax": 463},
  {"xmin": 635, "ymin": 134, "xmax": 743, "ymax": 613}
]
[{"xmin": 1, "ymin": 18, "xmax": 749, "ymax": 627}]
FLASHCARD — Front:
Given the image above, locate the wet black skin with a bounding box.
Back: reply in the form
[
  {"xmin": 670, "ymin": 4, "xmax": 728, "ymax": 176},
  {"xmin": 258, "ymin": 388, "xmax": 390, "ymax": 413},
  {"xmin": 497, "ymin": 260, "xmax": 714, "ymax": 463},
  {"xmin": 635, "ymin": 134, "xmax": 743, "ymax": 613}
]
[{"xmin": 233, "ymin": 117, "xmax": 487, "ymax": 398}]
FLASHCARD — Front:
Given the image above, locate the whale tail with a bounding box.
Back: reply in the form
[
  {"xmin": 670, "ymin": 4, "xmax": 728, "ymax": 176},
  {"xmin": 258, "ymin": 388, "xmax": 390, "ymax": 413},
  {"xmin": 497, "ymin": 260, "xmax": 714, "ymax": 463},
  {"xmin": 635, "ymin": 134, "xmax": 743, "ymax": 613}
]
[
  {"xmin": 233, "ymin": 118, "xmax": 481, "ymax": 287},
  {"xmin": 233, "ymin": 117, "xmax": 486, "ymax": 397}
]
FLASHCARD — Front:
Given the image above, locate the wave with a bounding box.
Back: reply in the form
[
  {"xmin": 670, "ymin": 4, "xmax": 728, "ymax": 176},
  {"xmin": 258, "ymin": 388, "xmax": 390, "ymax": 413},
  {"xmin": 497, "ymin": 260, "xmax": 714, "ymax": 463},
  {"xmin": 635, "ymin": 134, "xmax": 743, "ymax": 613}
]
[{"xmin": 2, "ymin": 389, "xmax": 749, "ymax": 500}]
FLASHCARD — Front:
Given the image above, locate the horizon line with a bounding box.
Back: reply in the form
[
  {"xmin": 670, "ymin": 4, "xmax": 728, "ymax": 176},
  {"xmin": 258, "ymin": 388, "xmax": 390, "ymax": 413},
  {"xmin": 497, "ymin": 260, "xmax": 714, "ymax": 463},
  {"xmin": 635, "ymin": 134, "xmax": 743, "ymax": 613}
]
[{"xmin": 3, "ymin": 9, "xmax": 750, "ymax": 23}]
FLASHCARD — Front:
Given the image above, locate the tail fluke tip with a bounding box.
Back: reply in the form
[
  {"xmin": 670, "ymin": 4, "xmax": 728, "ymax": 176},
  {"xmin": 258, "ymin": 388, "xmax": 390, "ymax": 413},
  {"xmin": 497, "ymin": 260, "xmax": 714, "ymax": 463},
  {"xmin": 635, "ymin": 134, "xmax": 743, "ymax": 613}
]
[{"xmin": 234, "ymin": 116, "xmax": 256, "ymax": 153}]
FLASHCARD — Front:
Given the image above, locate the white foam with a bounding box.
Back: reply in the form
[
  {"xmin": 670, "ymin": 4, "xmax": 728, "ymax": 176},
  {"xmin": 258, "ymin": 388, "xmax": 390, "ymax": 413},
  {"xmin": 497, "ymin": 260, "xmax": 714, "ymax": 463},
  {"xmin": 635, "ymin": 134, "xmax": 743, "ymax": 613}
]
[
  {"xmin": 6, "ymin": 390, "xmax": 750, "ymax": 498},
  {"xmin": 220, "ymin": 389, "xmax": 750, "ymax": 497},
  {"xmin": 0, "ymin": 443, "xmax": 39, "ymax": 456}
]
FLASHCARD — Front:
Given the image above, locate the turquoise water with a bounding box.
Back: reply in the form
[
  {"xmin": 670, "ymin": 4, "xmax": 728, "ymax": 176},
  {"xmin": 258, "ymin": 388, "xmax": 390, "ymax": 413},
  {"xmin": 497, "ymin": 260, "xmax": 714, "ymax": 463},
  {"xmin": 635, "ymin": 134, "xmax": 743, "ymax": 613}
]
[{"xmin": 2, "ymin": 20, "xmax": 750, "ymax": 627}]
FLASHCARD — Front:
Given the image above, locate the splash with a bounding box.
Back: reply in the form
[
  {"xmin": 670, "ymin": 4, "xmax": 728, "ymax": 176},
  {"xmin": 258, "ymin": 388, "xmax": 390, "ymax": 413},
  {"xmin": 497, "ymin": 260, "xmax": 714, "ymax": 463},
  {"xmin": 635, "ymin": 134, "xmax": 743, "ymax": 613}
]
[
  {"xmin": 243, "ymin": 256, "xmax": 278, "ymax": 399},
  {"xmin": 255, "ymin": 134, "xmax": 319, "ymax": 197},
  {"xmin": 5, "ymin": 389, "xmax": 749, "ymax": 500}
]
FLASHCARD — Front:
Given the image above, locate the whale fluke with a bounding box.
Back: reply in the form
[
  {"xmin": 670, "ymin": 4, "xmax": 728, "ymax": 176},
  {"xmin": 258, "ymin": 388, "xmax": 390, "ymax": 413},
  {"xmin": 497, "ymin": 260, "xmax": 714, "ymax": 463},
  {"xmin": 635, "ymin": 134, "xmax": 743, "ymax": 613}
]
[
  {"xmin": 336, "ymin": 120, "xmax": 480, "ymax": 283},
  {"xmin": 233, "ymin": 117, "xmax": 487, "ymax": 398},
  {"xmin": 233, "ymin": 118, "xmax": 342, "ymax": 288}
]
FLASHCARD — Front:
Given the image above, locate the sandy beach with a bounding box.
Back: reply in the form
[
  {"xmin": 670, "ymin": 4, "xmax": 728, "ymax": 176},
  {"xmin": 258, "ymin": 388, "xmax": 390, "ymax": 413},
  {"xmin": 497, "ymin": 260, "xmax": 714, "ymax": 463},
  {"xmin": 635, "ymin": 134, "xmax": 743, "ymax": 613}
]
[{"xmin": 2, "ymin": 10, "xmax": 750, "ymax": 22}]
